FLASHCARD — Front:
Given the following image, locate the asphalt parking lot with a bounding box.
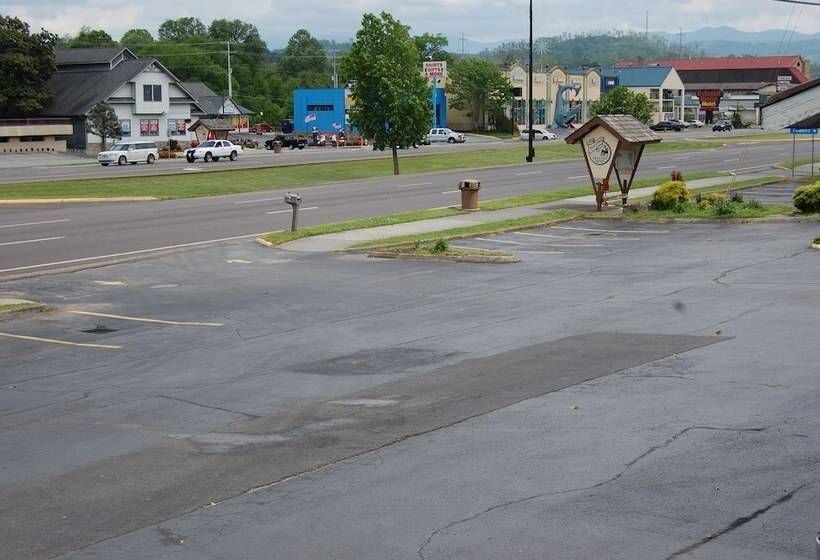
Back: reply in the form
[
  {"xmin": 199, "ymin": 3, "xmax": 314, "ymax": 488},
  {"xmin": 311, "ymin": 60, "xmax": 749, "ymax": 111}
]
[{"xmin": 1, "ymin": 219, "xmax": 819, "ymax": 560}]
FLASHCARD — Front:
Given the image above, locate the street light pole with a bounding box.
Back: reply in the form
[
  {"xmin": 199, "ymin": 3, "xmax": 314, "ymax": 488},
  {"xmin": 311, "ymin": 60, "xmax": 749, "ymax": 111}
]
[{"xmin": 526, "ymin": 0, "xmax": 534, "ymax": 162}]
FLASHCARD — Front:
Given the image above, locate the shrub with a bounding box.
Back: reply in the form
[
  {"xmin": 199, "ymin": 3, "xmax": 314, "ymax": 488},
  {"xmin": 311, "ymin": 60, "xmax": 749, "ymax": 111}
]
[
  {"xmin": 793, "ymin": 183, "xmax": 820, "ymax": 214},
  {"xmin": 696, "ymin": 192, "xmax": 725, "ymax": 209},
  {"xmin": 743, "ymin": 199, "xmax": 763, "ymax": 209},
  {"xmin": 430, "ymin": 239, "xmax": 448, "ymax": 254},
  {"xmin": 670, "ymin": 170, "xmax": 684, "ymax": 182},
  {"xmin": 712, "ymin": 198, "xmax": 737, "ymax": 217},
  {"xmin": 728, "ymin": 191, "xmax": 744, "ymax": 203},
  {"xmin": 652, "ymin": 180, "xmax": 690, "ymax": 210},
  {"xmin": 168, "ymin": 139, "xmax": 178, "ymax": 152}
]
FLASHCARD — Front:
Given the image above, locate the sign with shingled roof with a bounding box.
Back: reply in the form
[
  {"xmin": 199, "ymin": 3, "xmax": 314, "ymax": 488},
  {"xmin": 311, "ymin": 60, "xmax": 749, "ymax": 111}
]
[{"xmin": 565, "ymin": 115, "xmax": 661, "ymax": 211}]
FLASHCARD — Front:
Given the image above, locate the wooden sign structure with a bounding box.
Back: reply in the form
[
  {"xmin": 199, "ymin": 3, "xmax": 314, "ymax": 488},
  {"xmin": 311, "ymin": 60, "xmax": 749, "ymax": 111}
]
[{"xmin": 565, "ymin": 115, "xmax": 661, "ymax": 211}]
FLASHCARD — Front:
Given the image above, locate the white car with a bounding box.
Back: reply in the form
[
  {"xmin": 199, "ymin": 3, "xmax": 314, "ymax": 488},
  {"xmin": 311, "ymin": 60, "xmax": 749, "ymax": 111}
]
[
  {"xmin": 427, "ymin": 128, "xmax": 465, "ymax": 144},
  {"xmin": 185, "ymin": 140, "xmax": 243, "ymax": 163},
  {"xmin": 98, "ymin": 141, "xmax": 158, "ymax": 166},
  {"xmin": 686, "ymin": 119, "xmax": 705, "ymax": 128},
  {"xmin": 520, "ymin": 128, "xmax": 558, "ymax": 141}
]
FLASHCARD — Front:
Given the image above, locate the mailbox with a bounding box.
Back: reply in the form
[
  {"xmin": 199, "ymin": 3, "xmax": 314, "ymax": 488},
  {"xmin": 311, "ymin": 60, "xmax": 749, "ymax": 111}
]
[{"xmin": 284, "ymin": 192, "xmax": 302, "ymax": 207}]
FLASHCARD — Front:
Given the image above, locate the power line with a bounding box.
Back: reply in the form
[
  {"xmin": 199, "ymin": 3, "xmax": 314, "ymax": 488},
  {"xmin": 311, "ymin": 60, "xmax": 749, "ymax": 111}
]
[{"xmin": 772, "ymin": 0, "xmax": 820, "ymax": 5}]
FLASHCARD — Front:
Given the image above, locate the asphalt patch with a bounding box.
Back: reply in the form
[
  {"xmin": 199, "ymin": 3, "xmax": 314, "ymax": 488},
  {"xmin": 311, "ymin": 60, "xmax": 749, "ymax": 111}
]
[{"xmin": 291, "ymin": 347, "xmax": 460, "ymax": 376}]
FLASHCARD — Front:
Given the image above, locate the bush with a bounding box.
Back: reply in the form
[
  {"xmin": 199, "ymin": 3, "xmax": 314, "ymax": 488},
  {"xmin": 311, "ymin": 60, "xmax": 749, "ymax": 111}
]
[
  {"xmin": 652, "ymin": 180, "xmax": 690, "ymax": 210},
  {"xmin": 743, "ymin": 199, "xmax": 763, "ymax": 209},
  {"xmin": 793, "ymin": 183, "xmax": 820, "ymax": 214},
  {"xmin": 168, "ymin": 139, "xmax": 178, "ymax": 152},
  {"xmin": 696, "ymin": 192, "xmax": 725, "ymax": 209},
  {"xmin": 430, "ymin": 239, "xmax": 448, "ymax": 254},
  {"xmin": 728, "ymin": 191, "xmax": 744, "ymax": 203},
  {"xmin": 712, "ymin": 198, "xmax": 737, "ymax": 217}
]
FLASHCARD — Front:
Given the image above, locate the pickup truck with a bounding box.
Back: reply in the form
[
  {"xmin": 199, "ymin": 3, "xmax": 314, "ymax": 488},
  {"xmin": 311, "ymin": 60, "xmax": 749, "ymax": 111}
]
[
  {"xmin": 265, "ymin": 135, "xmax": 307, "ymax": 150},
  {"xmin": 185, "ymin": 140, "xmax": 243, "ymax": 162},
  {"xmin": 250, "ymin": 123, "xmax": 272, "ymax": 134}
]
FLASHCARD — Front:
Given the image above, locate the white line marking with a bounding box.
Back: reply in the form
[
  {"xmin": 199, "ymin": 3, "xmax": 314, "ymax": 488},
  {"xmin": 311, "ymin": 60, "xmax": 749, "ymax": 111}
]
[
  {"xmin": 0, "ymin": 236, "xmax": 65, "ymax": 247},
  {"xmin": 723, "ymin": 158, "xmax": 738, "ymax": 162},
  {"xmin": 183, "ymin": 167, "xmax": 202, "ymax": 171},
  {"xmin": 68, "ymin": 310, "xmax": 223, "ymax": 327},
  {"xmin": 0, "ymin": 219, "xmax": 70, "ymax": 229},
  {"xmin": 0, "ymin": 232, "xmax": 280, "ymax": 274},
  {"xmin": 0, "ymin": 332, "xmax": 122, "ymax": 349},
  {"xmin": 515, "ymin": 171, "xmax": 541, "ymax": 176},
  {"xmin": 475, "ymin": 237, "xmax": 529, "ymax": 245},
  {"xmin": 507, "ymin": 250, "xmax": 564, "ymax": 254},
  {"xmin": 514, "ymin": 231, "xmax": 575, "ymax": 240},
  {"xmin": 551, "ymin": 225, "xmax": 668, "ymax": 234},
  {"xmin": 656, "ymin": 165, "xmax": 677, "ymax": 169},
  {"xmin": 719, "ymin": 164, "xmax": 776, "ymax": 173},
  {"xmin": 566, "ymin": 175, "xmax": 588, "ymax": 180},
  {"xmin": 398, "ymin": 182, "xmax": 433, "ymax": 187},
  {"xmin": 265, "ymin": 206, "xmax": 318, "ymax": 215},
  {"xmin": 234, "ymin": 197, "xmax": 281, "ymax": 204},
  {"xmin": 441, "ymin": 190, "xmax": 459, "ymax": 194}
]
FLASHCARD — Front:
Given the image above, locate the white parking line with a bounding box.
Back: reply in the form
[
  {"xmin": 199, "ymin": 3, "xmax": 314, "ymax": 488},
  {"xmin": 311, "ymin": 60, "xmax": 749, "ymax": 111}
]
[
  {"xmin": 234, "ymin": 197, "xmax": 281, "ymax": 204},
  {"xmin": 551, "ymin": 225, "xmax": 668, "ymax": 234},
  {"xmin": 265, "ymin": 206, "xmax": 318, "ymax": 215},
  {"xmin": 0, "ymin": 332, "xmax": 122, "ymax": 350},
  {"xmin": 68, "ymin": 310, "xmax": 223, "ymax": 327},
  {"xmin": 0, "ymin": 236, "xmax": 65, "ymax": 247},
  {"xmin": 0, "ymin": 232, "xmax": 280, "ymax": 274},
  {"xmin": 0, "ymin": 219, "xmax": 70, "ymax": 229},
  {"xmin": 475, "ymin": 237, "xmax": 529, "ymax": 245},
  {"xmin": 398, "ymin": 182, "xmax": 433, "ymax": 187}
]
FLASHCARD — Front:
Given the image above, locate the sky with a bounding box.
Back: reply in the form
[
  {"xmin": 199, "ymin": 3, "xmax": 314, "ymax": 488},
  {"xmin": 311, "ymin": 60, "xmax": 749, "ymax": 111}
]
[{"xmin": 3, "ymin": 0, "xmax": 820, "ymax": 49}]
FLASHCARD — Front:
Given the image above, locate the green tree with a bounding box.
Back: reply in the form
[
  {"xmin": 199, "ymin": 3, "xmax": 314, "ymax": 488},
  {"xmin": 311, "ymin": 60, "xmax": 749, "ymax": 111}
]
[
  {"xmin": 158, "ymin": 18, "xmax": 207, "ymax": 42},
  {"xmin": 414, "ymin": 33, "xmax": 452, "ymax": 65},
  {"xmin": 120, "ymin": 29, "xmax": 153, "ymax": 48},
  {"xmin": 343, "ymin": 12, "xmax": 432, "ymax": 175},
  {"xmin": 448, "ymin": 58, "xmax": 513, "ymax": 132},
  {"xmin": 277, "ymin": 29, "xmax": 329, "ymax": 85},
  {"xmin": 0, "ymin": 15, "xmax": 57, "ymax": 116},
  {"xmin": 591, "ymin": 86, "xmax": 654, "ymax": 124},
  {"xmin": 68, "ymin": 27, "xmax": 116, "ymax": 48},
  {"xmin": 86, "ymin": 102, "xmax": 121, "ymax": 150}
]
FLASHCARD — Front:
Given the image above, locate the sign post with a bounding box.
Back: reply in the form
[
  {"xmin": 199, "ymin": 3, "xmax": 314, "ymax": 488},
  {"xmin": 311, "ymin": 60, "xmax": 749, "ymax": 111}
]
[
  {"xmin": 790, "ymin": 128, "xmax": 818, "ymax": 178},
  {"xmin": 423, "ymin": 61, "xmax": 447, "ymax": 129}
]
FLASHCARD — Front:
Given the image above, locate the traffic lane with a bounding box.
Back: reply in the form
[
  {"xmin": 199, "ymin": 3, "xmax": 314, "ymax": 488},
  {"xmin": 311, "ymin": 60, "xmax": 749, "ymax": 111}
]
[{"xmin": 0, "ymin": 147, "xmax": 787, "ymax": 277}]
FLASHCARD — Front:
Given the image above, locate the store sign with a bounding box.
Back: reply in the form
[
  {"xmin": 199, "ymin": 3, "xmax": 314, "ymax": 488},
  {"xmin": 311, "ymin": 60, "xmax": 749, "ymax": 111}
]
[
  {"xmin": 423, "ymin": 61, "xmax": 447, "ymax": 79},
  {"xmin": 696, "ymin": 89, "xmax": 721, "ymax": 109}
]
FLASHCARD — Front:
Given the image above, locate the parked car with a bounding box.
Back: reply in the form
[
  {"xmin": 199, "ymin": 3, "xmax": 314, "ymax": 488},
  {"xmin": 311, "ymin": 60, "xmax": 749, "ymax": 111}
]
[
  {"xmin": 686, "ymin": 119, "xmax": 705, "ymax": 128},
  {"xmin": 185, "ymin": 140, "xmax": 242, "ymax": 162},
  {"xmin": 650, "ymin": 121, "xmax": 684, "ymax": 132},
  {"xmin": 98, "ymin": 141, "xmax": 159, "ymax": 166},
  {"xmin": 250, "ymin": 123, "xmax": 273, "ymax": 134},
  {"xmin": 520, "ymin": 128, "xmax": 558, "ymax": 141},
  {"xmin": 427, "ymin": 128, "xmax": 465, "ymax": 143},
  {"xmin": 668, "ymin": 119, "xmax": 690, "ymax": 129},
  {"xmin": 265, "ymin": 135, "xmax": 307, "ymax": 150},
  {"xmin": 712, "ymin": 120, "xmax": 734, "ymax": 132}
]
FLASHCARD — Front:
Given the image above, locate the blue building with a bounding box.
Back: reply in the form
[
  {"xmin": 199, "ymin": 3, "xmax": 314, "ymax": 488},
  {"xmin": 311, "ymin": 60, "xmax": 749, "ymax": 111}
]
[{"xmin": 293, "ymin": 86, "xmax": 447, "ymax": 133}]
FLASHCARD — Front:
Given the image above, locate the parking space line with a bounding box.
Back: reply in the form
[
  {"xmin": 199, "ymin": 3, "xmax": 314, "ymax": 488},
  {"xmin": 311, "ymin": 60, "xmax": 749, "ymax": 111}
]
[
  {"xmin": 68, "ymin": 310, "xmax": 223, "ymax": 326},
  {"xmin": 0, "ymin": 236, "xmax": 65, "ymax": 247},
  {"xmin": 506, "ymin": 250, "xmax": 564, "ymax": 254},
  {"xmin": 0, "ymin": 332, "xmax": 122, "ymax": 349},
  {"xmin": 476, "ymin": 237, "xmax": 530, "ymax": 245},
  {"xmin": 266, "ymin": 206, "xmax": 318, "ymax": 215},
  {"xmin": 0, "ymin": 219, "xmax": 70, "ymax": 229},
  {"xmin": 551, "ymin": 226, "xmax": 668, "ymax": 234}
]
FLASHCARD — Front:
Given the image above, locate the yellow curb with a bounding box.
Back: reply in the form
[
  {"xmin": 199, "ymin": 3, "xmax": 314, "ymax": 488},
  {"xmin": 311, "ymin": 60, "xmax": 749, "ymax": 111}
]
[
  {"xmin": 255, "ymin": 237, "xmax": 276, "ymax": 248},
  {"xmin": 0, "ymin": 197, "xmax": 158, "ymax": 204},
  {"xmin": 812, "ymin": 243, "xmax": 820, "ymax": 250}
]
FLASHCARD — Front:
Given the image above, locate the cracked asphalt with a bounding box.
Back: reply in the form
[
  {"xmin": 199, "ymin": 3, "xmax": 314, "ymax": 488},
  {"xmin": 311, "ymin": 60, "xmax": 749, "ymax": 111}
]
[{"xmin": 0, "ymin": 219, "xmax": 818, "ymax": 559}]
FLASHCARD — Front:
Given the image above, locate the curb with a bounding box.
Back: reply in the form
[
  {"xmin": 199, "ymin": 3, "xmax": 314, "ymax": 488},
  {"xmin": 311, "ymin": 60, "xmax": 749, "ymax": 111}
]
[
  {"xmin": 255, "ymin": 237, "xmax": 277, "ymax": 248},
  {"xmin": 0, "ymin": 302, "xmax": 50, "ymax": 316},
  {"xmin": 0, "ymin": 197, "xmax": 158, "ymax": 204},
  {"xmin": 367, "ymin": 251, "xmax": 520, "ymax": 264},
  {"xmin": 812, "ymin": 243, "xmax": 820, "ymax": 251}
]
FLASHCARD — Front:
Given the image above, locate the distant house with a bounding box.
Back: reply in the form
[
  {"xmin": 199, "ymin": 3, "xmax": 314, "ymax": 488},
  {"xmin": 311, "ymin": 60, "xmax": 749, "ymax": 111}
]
[
  {"xmin": 41, "ymin": 47, "xmax": 203, "ymax": 152},
  {"xmin": 181, "ymin": 82, "xmax": 254, "ymax": 133},
  {"xmin": 599, "ymin": 66, "xmax": 687, "ymax": 124}
]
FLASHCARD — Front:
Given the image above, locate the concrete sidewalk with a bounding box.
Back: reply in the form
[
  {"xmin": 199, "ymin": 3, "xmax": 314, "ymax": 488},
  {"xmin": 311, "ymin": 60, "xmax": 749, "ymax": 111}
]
[{"xmin": 279, "ymin": 174, "xmax": 767, "ymax": 252}]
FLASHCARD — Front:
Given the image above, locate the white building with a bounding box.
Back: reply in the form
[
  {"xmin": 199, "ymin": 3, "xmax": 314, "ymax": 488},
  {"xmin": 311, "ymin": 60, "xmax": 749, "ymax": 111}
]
[{"xmin": 43, "ymin": 48, "xmax": 203, "ymax": 152}]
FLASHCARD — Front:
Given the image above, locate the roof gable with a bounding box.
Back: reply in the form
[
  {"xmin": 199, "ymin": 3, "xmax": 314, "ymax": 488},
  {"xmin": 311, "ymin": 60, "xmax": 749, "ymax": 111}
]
[
  {"xmin": 614, "ymin": 67, "xmax": 673, "ymax": 87},
  {"xmin": 55, "ymin": 47, "xmax": 137, "ymax": 68}
]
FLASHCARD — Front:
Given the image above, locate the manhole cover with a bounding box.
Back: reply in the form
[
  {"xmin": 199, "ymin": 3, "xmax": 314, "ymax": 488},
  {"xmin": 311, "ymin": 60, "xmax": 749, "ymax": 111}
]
[{"xmin": 82, "ymin": 324, "xmax": 118, "ymax": 334}]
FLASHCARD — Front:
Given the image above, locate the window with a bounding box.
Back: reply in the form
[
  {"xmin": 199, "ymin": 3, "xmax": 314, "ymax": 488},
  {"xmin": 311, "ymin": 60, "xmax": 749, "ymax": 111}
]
[
  {"xmin": 143, "ymin": 84, "xmax": 162, "ymax": 102},
  {"xmin": 650, "ymin": 89, "xmax": 660, "ymax": 100},
  {"xmin": 119, "ymin": 120, "xmax": 131, "ymax": 137},
  {"xmin": 511, "ymin": 87, "xmax": 523, "ymax": 97},
  {"xmin": 306, "ymin": 104, "xmax": 334, "ymax": 112},
  {"xmin": 167, "ymin": 119, "xmax": 187, "ymax": 136},
  {"xmin": 139, "ymin": 119, "xmax": 159, "ymax": 137}
]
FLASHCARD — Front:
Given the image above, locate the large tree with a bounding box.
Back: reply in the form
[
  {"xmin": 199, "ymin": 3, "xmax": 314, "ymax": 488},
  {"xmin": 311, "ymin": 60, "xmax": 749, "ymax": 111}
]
[
  {"xmin": 591, "ymin": 86, "xmax": 654, "ymax": 124},
  {"xmin": 447, "ymin": 58, "xmax": 512, "ymax": 132},
  {"xmin": 86, "ymin": 102, "xmax": 121, "ymax": 151},
  {"xmin": 158, "ymin": 18, "xmax": 207, "ymax": 42},
  {"xmin": 343, "ymin": 12, "xmax": 432, "ymax": 175},
  {"xmin": 0, "ymin": 15, "xmax": 57, "ymax": 116},
  {"xmin": 414, "ymin": 33, "xmax": 452, "ymax": 65},
  {"xmin": 68, "ymin": 27, "xmax": 116, "ymax": 48},
  {"xmin": 276, "ymin": 29, "xmax": 329, "ymax": 86},
  {"xmin": 120, "ymin": 29, "xmax": 154, "ymax": 48}
]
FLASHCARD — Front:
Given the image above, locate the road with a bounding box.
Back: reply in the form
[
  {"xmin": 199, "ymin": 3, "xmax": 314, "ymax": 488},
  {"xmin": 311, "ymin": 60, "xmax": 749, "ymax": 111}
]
[{"xmin": 0, "ymin": 140, "xmax": 808, "ymax": 279}]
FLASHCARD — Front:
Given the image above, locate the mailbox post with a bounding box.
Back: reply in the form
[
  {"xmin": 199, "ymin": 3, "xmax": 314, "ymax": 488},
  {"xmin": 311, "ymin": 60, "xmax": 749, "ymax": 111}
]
[
  {"xmin": 565, "ymin": 115, "xmax": 661, "ymax": 211},
  {"xmin": 284, "ymin": 192, "xmax": 302, "ymax": 231}
]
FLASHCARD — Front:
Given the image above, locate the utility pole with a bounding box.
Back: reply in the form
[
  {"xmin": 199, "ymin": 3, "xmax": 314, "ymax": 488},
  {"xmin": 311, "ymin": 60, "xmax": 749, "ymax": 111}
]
[
  {"xmin": 526, "ymin": 0, "xmax": 534, "ymax": 163},
  {"xmin": 679, "ymin": 28, "xmax": 683, "ymax": 58},
  {"xmin": 645, "ymin": 11, "xmax": 649, "ymax": 41},
  {"xmin": 226, "ymin": 42, "xmax": 233, "ymax": 98},
  {"xmin": 460, "ymin": 33, "xmax": 466, "ymax": 56},
  {"xmin": 331, "ymin": 50, "xmax": 338, "ymax": 89}
]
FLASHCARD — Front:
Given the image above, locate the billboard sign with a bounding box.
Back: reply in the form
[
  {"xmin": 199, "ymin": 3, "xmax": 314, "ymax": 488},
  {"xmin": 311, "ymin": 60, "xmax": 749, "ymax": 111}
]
[{"xmin": 423, "ymin": 61, "xmax": 447, "ymax": 79}]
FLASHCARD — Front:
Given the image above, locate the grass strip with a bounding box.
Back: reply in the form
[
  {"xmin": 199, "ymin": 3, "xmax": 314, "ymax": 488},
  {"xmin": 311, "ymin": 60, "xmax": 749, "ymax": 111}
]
[
  {"xmin": 627, "ymin": 204, "xmax": 794, "ymax": 220},
  {"xmin": 350, "ymin": 209, "xmax": 580, "ymax": 249},
  {"xmin": 779, "ymin": 156, "xmax": 820, "ymax": 170},
  {"xmin": 0, "ymin": 141, "xmax": 718, "ymax": 200},
  {"xmin": 630, "ymin": 177, "xmax": 781, "ymax": 204},
  {"xmin": 0, "ymin": 302, "xmax": 48, "ymax": 315}
]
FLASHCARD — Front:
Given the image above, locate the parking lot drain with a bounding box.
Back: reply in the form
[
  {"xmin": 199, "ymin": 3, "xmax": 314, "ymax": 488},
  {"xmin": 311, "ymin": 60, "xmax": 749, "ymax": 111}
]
[{"xmin": 82, "ymin": 324, "xmax": 118, "ymax": 334}]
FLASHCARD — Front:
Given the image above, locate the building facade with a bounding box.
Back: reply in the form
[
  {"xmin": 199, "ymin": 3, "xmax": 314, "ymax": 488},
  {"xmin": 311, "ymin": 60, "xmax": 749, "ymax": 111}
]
[{"xmin": 600, "ymin": 66, "xmax": 687, "ymax": 124}]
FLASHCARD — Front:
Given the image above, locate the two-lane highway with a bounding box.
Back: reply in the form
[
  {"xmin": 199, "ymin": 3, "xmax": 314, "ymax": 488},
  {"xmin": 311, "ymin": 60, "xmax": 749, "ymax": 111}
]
[{"xmin": 0, "ymin": 140, "xmax": 803, "ymax": 279}]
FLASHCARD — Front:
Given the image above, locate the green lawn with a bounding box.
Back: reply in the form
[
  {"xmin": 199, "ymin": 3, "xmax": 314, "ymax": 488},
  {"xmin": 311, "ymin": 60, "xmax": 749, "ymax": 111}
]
[
  {"xmin": 631, "ymin": 203, "xmax": 794, "ymax": 220},
  {"xmin": 0, "ymin": 302, "xmax": 48, "ymax": 315},
  {"xmin": 0, "ymin": 140, "xmax": 720, "ymax": 201}
]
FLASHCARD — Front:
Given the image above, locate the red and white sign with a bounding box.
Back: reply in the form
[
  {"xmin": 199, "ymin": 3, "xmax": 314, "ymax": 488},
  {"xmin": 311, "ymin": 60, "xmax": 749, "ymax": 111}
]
[{"xmin": 423, "ymin": 61, "xmax": 447, "ymax": 79}]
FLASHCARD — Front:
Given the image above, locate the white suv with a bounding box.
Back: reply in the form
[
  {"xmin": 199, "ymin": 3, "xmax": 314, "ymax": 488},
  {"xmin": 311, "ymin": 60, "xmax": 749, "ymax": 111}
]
[
  {"xmin": 185, "ymin": 140, "xmax": 243, "ymax": 163},
  {"xmin": 98, "ymin": 141, "xmax": 159, "ymax": 166},
  {"xmin": 427, "ymin": 128, "xmax": 465, "ymax": 144}
]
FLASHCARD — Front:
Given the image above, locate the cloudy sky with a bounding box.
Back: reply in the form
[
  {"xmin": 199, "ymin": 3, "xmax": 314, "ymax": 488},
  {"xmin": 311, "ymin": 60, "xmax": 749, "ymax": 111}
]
[{"xmin": 3, "ymin": 0, "xmax": 819, "ymax": 48}]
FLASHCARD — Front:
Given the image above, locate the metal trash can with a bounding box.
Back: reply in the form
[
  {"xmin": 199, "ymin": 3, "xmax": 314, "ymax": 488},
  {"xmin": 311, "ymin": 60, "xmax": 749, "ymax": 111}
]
[
  {"xmin": 459, "ymin": 179, "xmax": 480, "ymax": 210},
  {"xmin": 273, "ymin": 141, "xmax": 283, "ymax": 154}
]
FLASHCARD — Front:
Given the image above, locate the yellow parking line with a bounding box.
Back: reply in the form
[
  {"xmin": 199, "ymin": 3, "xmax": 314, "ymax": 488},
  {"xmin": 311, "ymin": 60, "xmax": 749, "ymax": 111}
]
[
  {"xmin": 68, "ymin": 310, "xmax": 223, "ymax": 327},
  {"xmin": 0, "ymin": 332, "xmax": 122, "ymax": 349}
]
